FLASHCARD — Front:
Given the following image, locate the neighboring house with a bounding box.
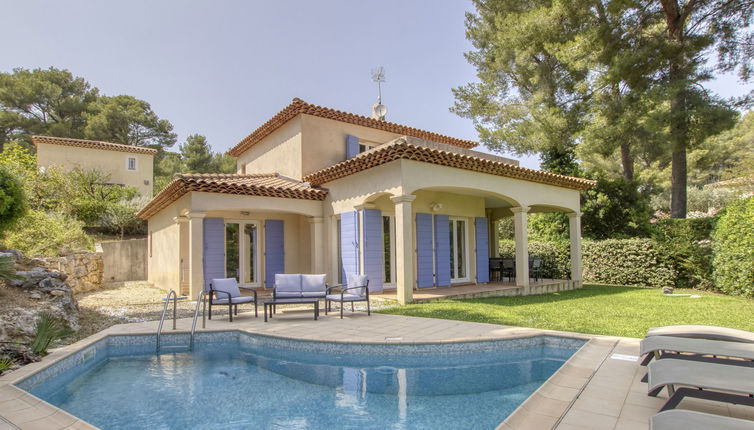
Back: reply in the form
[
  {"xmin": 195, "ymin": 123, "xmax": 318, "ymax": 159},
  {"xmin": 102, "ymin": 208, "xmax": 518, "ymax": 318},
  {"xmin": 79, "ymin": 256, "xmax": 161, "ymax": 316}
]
[
  {"xmin": 32, "ymin": 136, "xmax": 157, "ymax": 197},
  {"xmin": 138, "ymin": 98, "xmax": 595, "ymax": 304}
]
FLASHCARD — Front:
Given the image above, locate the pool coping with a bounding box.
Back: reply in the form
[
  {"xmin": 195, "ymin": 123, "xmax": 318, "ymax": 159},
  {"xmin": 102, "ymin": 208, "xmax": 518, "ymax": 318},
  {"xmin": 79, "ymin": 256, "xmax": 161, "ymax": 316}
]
[{"xmin": 0, "ymin": 312, "xmax": 619, "ymax": 430}]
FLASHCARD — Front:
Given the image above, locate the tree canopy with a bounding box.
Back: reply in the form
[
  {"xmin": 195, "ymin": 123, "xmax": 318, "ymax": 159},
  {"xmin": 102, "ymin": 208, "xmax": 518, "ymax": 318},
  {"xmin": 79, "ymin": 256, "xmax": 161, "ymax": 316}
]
[
  {"xmin": 0, "ymin": 67, "xmax": 176, "ymax": 152},
  {"xmin": 456, "ymin": 0, "xmax": 754, "ymax": 217}
]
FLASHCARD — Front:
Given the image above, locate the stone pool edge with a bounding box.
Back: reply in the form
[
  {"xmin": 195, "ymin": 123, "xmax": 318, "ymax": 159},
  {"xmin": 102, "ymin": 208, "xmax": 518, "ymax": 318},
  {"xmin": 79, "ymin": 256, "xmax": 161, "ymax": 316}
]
[{"xmin": 0, "ymin": 313, "xmax": 614, "ymax": 430}]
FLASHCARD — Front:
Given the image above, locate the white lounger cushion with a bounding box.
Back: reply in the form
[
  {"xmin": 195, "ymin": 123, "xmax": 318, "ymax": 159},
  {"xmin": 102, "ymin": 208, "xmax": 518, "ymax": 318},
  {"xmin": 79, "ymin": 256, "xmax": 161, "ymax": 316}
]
[
  {"xmin": 647, "ymin": 325, "xmax": 754, "ymax": 343},
  {"xmin": 647, "ymin": 358, "xmax": 754, "ymax": 396},
  {"xmin": 640, "ymin": 336, "xmax": 754, "ymax": 361},
  {"xmin": 211, "ymin": 278, "xmax": 240, "ymax": 298},
  {"xmin": 651, "ymin": 410, "xmax": 754, "ymax": 430}
]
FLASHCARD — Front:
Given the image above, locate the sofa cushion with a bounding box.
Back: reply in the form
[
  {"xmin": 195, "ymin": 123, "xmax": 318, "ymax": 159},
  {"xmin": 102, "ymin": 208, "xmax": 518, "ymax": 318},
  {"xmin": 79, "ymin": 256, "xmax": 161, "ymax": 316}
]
[
  {"xmin": 301, "ymin": 291, "xmax": 326, "ymax": 298},
  {"xmin": 326, "ymin": 293, "xmax": 366, "ymax": 302},
  {"xmin": 275, "ymin": 291, "xmax": 302, "ymax": 298},
  {"xmin": 347, "ymin": 274, "xmax": 369, "ymax": 297},
  {"xmin": 213, "ymin": 296, "xmax": 255, "ymax": 305},
  {"xmin": 275, "ymin": 274, "xmax": 302, "ymax": 293},
  {"xmin": 301, "ymin": 274, "xmax": 327, "ymax": 293},
  {"xmin": 211, "ymin": 278, "xmax": 240, "ymax": 299}
]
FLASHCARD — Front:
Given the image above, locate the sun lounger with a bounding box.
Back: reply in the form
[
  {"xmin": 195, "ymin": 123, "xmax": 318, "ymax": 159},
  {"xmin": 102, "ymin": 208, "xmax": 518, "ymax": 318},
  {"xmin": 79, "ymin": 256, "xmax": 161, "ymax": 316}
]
[
  {"xmin": 647, "ymin": 325, "xmax": 754, "ymax": 343},
  {"xmin": 651, "ymin": 410, "xmax": 754, "ymax": 430},
  {"xmin": 647, "ymin": 358, "xmax": 754, "ymax": 411},
  {"xmin": 640, "ymin": 335, "xmax": 754, "ymax": 366}
]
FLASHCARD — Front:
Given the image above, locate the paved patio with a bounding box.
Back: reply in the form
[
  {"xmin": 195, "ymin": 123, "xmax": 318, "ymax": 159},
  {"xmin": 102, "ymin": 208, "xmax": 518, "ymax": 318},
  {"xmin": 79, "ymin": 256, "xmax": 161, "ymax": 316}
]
[
  {"xmin": 1, "ymin": 308, "xmax": 752, "ymax": 429},
  {"xmin": 373, "ymin": 279, "xmax": 580, "ymax": 302}
]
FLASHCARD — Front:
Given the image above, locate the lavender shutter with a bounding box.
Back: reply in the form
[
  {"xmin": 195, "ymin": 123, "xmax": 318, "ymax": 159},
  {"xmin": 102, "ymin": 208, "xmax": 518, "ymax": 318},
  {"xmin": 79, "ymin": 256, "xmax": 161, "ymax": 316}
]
[
  {"xmin": 346, "ymin": 135, "xmax": 359, "ymax": 159},
  {"xmin": 340, "ymin": 211, "xmax": 359, "ymax": 279},
  {"xmin": 362, "ymin": 209, "xmax": 384, "ymax": 293},
  {"xmin": 203, "ymin": 218, "xmax": 226, "ymax": 292},
  {"xmin": 475, "ymin": 217, "xmax": 490, "ymax": 283},
  {"xmin": 416, "ymin": 213, "xmax": 434, "ymax": 288},
  {"xmin": 264, "ymin": 220, "xmax": 284, "ymax": 288},
  {"xmin": 434, "ymin": 214, "xmax": 451, "ymax": 287}
]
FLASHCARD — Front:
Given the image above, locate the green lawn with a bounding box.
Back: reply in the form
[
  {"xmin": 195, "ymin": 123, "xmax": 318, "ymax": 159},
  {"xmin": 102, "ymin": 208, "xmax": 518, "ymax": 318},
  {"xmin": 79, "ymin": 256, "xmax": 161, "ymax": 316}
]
[{"xmin": 378, "ymin": 285, "xmax": 754, "ymax": 338}]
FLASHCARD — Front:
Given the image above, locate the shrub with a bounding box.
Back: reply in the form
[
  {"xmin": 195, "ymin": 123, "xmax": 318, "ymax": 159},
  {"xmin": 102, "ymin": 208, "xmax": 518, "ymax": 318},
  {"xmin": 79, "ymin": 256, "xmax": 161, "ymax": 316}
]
[
  {"xmin": 0, "ymin": 166, "xmax": 28, "ymax": 233},
  {"xmin": 2, "ymin": 210, "xmax": 93, "ymax": 256},
  {"xmin": 498, "ymin": 240, "xmax": 571, "ymax": 278},
  {"xmin": 712, "ymin": 197, "xmax": 754, "ymax": 297},
  {"xmin": 580, "ymin": 176, "xmax": 652, "ymax": 240},
  {"xmin": 30, "ymin": 313, "xmax": 74, "ymax": 356},
  {"xmin": 652, "ymin": 218, "xmax": 716, "ymax": 290},
  {"xmin": 582, "ymin": 239, "xmax": 675, "ymax": 288}
]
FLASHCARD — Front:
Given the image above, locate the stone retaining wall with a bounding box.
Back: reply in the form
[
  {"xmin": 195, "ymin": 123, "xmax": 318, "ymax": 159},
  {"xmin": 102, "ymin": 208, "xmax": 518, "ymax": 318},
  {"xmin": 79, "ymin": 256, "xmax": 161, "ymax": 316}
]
[{"xmin": 41, "ymin": 252, "xmax": 104, "ymax": 294}]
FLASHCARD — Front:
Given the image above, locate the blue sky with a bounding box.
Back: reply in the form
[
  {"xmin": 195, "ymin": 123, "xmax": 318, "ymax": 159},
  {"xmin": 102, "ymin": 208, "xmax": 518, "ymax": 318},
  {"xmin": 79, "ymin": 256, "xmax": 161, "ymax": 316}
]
[{"xmin": 4, "ymin": 0, "xmax": 752, "ymax": 169}]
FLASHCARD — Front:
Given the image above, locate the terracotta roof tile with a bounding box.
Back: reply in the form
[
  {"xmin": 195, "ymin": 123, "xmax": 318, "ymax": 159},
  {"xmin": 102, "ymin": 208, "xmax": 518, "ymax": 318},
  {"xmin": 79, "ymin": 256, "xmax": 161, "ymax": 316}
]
[
  {"xmin": 228, "ymin": 98, "xmax": 478, "ymax": 157},
  {"xmin": 137, "ymin": 173, "xmax": 327, "ymax": 219},
  {"xmin": 32, "ymin": 135, "xmax": 158, "ymax": 155},
  {"xmin": 303, "ymin": 137, "xmax": 596, "ymax": 191}
]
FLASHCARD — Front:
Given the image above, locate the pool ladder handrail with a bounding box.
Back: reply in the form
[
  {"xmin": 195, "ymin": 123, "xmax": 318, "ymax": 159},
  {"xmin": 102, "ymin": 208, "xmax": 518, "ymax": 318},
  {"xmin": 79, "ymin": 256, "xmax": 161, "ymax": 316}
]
[
  {"xmin": 156, "ymin": 289, "xmax": 177, "ymax": 353},
  {"xmin": 189, "ymin": 290, "xmax": 207, "ymax": 350}
]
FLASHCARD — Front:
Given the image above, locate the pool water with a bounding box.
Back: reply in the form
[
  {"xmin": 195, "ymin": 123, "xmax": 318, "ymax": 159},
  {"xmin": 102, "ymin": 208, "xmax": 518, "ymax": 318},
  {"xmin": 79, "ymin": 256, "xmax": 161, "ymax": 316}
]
[{"xmin": 18, "ymin": 333, "xmax": 584, "ymax": 430}]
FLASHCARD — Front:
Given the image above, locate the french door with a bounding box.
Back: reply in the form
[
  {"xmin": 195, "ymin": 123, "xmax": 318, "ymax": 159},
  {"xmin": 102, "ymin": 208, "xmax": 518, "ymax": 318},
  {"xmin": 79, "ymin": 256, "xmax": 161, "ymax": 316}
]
[
  {"xmin": 382, "ymin": 215, "xmax": 396, "ymax": 287},
  {"xmin": 449, "ymin": 218, "xmax": 469, "ymax": 283},
  {"xmin": 224, "ymin": 221, "xmax": 260, "ymax": 287}
]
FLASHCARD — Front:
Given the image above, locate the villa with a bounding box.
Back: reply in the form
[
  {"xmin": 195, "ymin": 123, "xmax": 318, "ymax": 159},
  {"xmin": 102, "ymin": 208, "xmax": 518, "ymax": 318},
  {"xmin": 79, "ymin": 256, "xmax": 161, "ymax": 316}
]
[
  {"xmin": 32, "ymin": 135, "xmax": 157, "ymax": 198},
  {"xmin": 137, "ymin": 98, "xmax": 595, "ymax": 304}
]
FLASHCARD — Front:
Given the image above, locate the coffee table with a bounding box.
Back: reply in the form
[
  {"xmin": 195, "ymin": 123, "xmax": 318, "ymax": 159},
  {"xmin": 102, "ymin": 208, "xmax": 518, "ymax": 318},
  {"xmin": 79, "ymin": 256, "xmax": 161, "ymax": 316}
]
[{"xmin": 264, "ymin": 298, "xmax": 319, "ymax": 322}]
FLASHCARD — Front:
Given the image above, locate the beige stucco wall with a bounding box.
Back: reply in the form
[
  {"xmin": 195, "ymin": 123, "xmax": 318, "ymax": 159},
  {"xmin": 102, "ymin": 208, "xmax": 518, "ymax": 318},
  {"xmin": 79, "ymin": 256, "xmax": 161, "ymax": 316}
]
[
  {"xmin": 300, "ymin": 115, "xmax": 405, "ymax": 177},
  {"xmin": 36, "ymin": 142, "xmax": 154, "ymax": 197},
  {"xmin": 146, "ymin": 191, "xmax": 323, "ymax": 294},
  {"xmin": 100, "ymin": 238, "xmax": 147, "ymax": 282},
  {"xmin": 147, "ymin": 195, "xmax": 187, "ymax": 291},
  {"xmin": 236, "ymin": 116, "xmax": 303, "ymax": 178}
]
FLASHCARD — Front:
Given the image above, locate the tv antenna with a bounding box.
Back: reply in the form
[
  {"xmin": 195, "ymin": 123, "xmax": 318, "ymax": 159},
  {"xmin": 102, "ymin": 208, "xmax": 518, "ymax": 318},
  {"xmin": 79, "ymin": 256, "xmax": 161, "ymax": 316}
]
[{"xmin": 371, "ymin": 66, "xmax": 387, "ymax": 120}]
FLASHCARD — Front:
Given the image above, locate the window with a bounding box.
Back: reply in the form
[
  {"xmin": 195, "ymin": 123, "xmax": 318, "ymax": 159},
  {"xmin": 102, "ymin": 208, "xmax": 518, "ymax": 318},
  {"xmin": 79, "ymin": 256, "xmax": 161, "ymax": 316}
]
[
  {"xmin": 449, "ymin": 218, "xmax": 468, "ymax": 282},
  {"xmin": 358, "ymin": 140, "xmax": 378, "ymax": 154},
  {"xmin": 127, "ymin": 157, "xmax": 137, "ymax": 171}
]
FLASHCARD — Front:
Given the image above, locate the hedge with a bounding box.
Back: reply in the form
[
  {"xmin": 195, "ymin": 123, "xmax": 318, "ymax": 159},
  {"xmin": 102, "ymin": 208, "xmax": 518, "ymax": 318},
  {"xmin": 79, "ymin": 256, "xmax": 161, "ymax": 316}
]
[
  {"xmin": 712, "ymin": 197, "xmax": 754, "ymax": 297},
  {"xmin": 582, "ymin": 239, "xmax": 675, "ymax": 289},
  {"xmin": 498, "ymin": 238, "xmax": 675, "ymax": 289},
  {"xmin": 651, "ymin": 218, "xmax": 715, "ymax": 290}
]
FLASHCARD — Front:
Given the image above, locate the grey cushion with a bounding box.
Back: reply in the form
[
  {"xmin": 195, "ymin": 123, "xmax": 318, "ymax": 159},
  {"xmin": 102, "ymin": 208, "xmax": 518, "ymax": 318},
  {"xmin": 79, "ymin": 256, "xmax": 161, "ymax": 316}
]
[
  {"xmin": 301, "ymin": 291, "xmax": 326, "ymax": 298},
  {"xmin": 301, "ymin": 274, "xmax": 326, "ymax": 293},
  {"xmin": 347, "ymin": 274, "xmax": 369, "ymax": 296},
  {"xmin": 211, "ymin": 278, "xmax": 240, "ymax": 299},
  {"xmin": 275, "ymin": 274, "xmax": 302, "ymax": 293},
  {"xmin": 213, "ymin": 296, "xmax": 255, "ymax": 305},
  {"xmin": 327, "ymin": 293, "xmax": 366, "ymax": 302}
]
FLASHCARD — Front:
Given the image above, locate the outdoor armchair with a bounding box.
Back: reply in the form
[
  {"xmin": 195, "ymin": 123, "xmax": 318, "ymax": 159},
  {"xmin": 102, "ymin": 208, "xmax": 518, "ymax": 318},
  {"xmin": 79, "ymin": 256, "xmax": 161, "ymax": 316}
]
[
  {"xmin": 207, "ymin": 278, "xmax": 258, "ymax": 322},
  {"xmin": 325, "ymin": 274, "xmax": 370, "ymax": 319}
]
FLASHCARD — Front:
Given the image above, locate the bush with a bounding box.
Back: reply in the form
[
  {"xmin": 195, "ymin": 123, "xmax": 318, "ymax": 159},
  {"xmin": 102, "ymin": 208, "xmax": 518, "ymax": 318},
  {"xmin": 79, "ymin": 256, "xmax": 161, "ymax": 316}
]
[
  {"xmin": 2, "ymin": 210, "xmax": 93, "ymax": 256},
  {"xmin": 581, "ymin": 176, "xmax": 652, "ymax": 240},
  {"xmin": 498, "ymin": 240, "xmax": 571, "ymax": 278},
  {"xmin": 582, "ymin": 239, "xmax": 675, "ymax": 288},
  {"xmin": 712, "ymin": 197, "xmax": 754, "ymax": 297},
  {"xmin": 652, "ymin": 218, "xmax": 716, "ymax": 290},
  {"xmin": 0, "ymin": 166, "xmax": 28, "ymax": 233}
]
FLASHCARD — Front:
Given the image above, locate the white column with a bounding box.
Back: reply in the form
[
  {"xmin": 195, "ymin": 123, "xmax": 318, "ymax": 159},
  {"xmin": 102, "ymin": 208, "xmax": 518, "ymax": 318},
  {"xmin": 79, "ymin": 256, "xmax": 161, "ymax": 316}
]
[
  {"xmin": 187, "ymin": 212, "xmax": 206, "ymax": 298},
  {"xmin": 568, "ymin": 212, "xmax": 583, "ymax": 283},
  {"xmin": 512, "ymin": 206, "xmax": 530, "ymax": 292},
  {"xmin": 309, "ymin": 217, "xmax": 325, "ymax": 274},
  {"xmin": 391, "ymin": 195, "xmax": 416, "ymax": 305}
]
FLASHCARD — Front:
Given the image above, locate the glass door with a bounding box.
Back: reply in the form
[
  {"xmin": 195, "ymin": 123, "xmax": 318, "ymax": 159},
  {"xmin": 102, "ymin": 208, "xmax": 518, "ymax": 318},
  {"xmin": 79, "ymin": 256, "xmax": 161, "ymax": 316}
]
[
  {"xmin": 382, "ymin": 215, "xmax": 396, "ymax": 288},
  {"xmin": 449, "ymin": 218, "xmax": 469, "ymax": 283},
  {"xmin": 225, "ymin": 221, "xmax": 260, "ymax": 287}
]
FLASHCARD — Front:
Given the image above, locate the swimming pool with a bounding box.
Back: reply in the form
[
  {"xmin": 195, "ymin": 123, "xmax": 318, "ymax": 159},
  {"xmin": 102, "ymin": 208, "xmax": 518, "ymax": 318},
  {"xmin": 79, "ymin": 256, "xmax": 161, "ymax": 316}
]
[{"xmin": 17, "ymin": 332, "xmax": 585, "ymax": 429}]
